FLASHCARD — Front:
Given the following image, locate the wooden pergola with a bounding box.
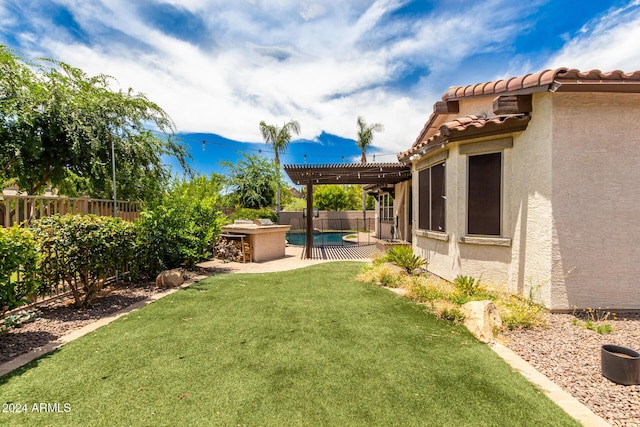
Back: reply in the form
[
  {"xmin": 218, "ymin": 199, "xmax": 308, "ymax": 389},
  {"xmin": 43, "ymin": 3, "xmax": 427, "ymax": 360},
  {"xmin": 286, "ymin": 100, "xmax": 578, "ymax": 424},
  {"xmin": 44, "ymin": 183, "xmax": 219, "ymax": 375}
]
[{"xmin": 283, "ymin": 163, "xmax": 411, "ymax": 258}]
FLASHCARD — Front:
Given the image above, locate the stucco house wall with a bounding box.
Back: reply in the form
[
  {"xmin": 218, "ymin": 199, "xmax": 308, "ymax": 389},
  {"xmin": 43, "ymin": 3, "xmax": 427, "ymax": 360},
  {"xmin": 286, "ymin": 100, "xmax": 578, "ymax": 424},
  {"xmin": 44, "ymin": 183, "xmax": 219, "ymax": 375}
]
[
  {"xmin": 550, "ymin": 92, "xmax": 640, "ymax": 309},
  {"xmin": 412, "ymin": 93, "xmax": 556, "ymax": 306},
  {"xmin": 404, "ymin": 69, "xmax": 640, "ymax": 310}
]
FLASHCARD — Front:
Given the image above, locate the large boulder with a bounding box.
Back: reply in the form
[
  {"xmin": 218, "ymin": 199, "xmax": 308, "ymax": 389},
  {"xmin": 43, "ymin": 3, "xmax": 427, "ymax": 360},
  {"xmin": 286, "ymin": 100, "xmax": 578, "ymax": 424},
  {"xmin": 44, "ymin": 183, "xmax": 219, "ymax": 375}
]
[
  {"xmin": 461, "ymin": 300, "xmax": 502, "ymax": 343},
  {"xmin": 155, "ymin": 269, "xmax": 185, "ymax": 288}
]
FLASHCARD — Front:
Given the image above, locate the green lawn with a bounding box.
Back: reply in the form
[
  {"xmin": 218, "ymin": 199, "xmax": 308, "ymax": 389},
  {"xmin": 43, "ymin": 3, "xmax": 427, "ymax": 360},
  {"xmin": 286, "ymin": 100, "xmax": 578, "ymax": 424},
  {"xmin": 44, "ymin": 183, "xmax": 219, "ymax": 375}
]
[{"xmin": 0, "ymin": 262, "xmax": 578, "ymax": 427}]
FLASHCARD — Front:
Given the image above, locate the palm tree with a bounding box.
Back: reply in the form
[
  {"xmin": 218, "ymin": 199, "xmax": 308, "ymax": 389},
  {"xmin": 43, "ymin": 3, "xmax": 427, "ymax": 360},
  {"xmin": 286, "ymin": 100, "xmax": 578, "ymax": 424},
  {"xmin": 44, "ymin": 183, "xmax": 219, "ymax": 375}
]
[
  {"xmin": 356, "ymin": 116, "xmax": 384, "ymax": 163},
  {"xmin": 355, "ymin": 116, "xmax": 384, "ymax": 229},
  {"xmin": 259, "ymin": 119, "xmax": 301, "ymax": 215}
]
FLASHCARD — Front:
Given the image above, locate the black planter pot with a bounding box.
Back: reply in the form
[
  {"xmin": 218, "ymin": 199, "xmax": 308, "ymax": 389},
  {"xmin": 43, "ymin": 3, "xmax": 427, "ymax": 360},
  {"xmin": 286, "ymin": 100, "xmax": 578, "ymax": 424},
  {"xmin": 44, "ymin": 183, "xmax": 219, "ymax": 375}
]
[{"xmin": 601, "ymin": 345, "xmax": 640, "ymax": 385}]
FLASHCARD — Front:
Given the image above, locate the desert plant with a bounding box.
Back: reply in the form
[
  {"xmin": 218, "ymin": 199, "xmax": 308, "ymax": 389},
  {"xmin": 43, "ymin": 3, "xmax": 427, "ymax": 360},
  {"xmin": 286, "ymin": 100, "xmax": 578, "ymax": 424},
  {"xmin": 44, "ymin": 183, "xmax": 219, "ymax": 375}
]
[
  {"xmin": 453, "ymin": 275, "xmax": 482, "ymax": 296},
  {"xmin": 384, "ymin": 246, "xmax": 427, "ymax": 274},
  {"xmin": 369, "ymin": 251, "xmax": 388, "ymax": 267},
  {"xmin": 433, "ymin": 304, "xmax": 465, "ymax": 323},
  {"xmin": 356, "ymin": 263, "xmax": 405, "ymax": 288},
  {"xmin": 496, "ymin": 294, "xmax": 547, "ymax": 330},
  {"xmin": 571, "ymin": 307, "xmax": 615, "ymax": 334},
  {"xmin": 403, "ymin": 277, "xmax": 449, "ymax": 302}
]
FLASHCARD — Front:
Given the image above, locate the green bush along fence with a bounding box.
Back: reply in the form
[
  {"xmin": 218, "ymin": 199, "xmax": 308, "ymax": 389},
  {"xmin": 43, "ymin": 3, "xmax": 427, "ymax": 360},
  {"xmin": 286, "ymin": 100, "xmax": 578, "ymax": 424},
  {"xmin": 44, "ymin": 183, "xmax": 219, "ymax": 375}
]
[
  {"xmin": 2, "ymin": 198, "xmax": 225, "ymax": 316},
  {"xmin": 0, "ymin": 226, "xmax": 39, "ymax": 316},
  {"xmin": 1, "ymin": 194, "xmax": 140, "ymax": 227},
  {"xmin": 32, "ymin": 215, "xmax": 137, "ymax": 309}
]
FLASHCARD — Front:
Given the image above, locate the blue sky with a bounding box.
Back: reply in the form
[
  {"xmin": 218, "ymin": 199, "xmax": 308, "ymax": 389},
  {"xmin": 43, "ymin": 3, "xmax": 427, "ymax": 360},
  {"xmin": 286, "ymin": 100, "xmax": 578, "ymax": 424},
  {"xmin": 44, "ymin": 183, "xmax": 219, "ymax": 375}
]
[{"xmin": 2, "ymin": 0, "xmax": 640, "ymax": 178}]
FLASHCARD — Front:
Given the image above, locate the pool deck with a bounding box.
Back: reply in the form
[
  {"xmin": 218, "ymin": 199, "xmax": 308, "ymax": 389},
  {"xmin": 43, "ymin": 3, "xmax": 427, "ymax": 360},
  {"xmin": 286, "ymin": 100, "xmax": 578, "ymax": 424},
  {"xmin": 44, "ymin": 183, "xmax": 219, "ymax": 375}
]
[{"xmin": 197, "ymin": 244, "xmax": 374, "ymax": 274}]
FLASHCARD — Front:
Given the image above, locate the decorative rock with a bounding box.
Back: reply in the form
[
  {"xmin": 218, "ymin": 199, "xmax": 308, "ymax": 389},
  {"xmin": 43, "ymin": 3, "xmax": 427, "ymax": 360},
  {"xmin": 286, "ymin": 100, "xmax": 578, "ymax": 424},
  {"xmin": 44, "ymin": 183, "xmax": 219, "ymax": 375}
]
[
  {"xmin": 461, "ymin": 300, "xmax": 502, "ymax": 343},
  {"xmin": 155, "ymin": 269, "xmax": 184, "ymax": 288}
]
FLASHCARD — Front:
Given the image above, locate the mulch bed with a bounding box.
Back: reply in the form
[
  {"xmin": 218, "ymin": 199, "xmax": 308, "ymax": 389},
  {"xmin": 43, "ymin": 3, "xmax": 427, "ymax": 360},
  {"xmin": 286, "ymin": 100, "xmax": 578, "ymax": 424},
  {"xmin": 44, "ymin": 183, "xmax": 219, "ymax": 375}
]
[{"xmin": 0, "ymin": 282, "xmax": 170, "ymax": 365}]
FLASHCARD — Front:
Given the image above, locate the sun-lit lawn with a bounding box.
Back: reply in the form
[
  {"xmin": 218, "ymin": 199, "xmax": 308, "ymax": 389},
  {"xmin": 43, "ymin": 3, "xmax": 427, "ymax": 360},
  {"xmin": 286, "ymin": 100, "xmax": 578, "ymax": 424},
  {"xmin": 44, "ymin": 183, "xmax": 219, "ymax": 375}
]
[{"xmin": 0, "ymin": 262, "xmax": 578, "ymax": 426}]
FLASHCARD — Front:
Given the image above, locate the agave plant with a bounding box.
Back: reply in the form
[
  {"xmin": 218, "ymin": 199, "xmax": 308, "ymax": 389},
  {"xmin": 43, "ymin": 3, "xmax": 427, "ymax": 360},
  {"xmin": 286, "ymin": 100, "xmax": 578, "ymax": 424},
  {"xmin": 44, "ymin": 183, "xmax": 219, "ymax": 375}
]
[{"xmin": 385, "ymin": 246, "xmax": 427, "ymax": 274}]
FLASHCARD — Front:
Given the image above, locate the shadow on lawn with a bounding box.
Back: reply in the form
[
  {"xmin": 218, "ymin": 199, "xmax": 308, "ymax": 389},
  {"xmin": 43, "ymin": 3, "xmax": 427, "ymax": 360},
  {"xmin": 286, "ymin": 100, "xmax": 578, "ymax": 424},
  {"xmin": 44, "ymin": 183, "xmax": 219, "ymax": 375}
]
[{"xmin": 0, "ymin": 346, "xmax": 63, "ymax": 384}]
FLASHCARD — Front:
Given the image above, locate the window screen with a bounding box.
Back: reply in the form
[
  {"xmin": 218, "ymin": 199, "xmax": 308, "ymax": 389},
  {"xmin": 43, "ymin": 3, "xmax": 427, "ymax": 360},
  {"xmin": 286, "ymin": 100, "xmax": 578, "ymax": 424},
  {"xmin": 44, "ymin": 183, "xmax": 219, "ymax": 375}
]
[
  {"xmin": 418, "ymin": 162, "xmax": 445, "ymax": 232},
  {"xmin": 467, "ymin": 152, "xmax": 501, "ymax": 235}
]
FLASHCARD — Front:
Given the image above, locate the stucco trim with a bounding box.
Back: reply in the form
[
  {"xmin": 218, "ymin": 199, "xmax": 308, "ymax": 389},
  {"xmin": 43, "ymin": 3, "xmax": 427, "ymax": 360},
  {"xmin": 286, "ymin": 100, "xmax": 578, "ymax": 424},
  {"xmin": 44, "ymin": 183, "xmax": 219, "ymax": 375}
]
[
  {"xmin": 458, "ymin": 236, "xmax": 512, "ymax": 246},
  {"xmin": 459, "ymin": 137, "xmax": 513, "ymax": 155},
  {"xmin": 416, "ymin": 230, "xmax": 449, "ymax": 241}
]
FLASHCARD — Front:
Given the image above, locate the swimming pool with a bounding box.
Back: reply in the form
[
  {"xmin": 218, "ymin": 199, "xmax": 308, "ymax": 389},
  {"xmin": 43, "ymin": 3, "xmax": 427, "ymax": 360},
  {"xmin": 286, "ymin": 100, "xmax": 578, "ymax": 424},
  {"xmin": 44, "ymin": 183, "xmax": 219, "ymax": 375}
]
[{"xmin": 286, "ymin": 231, "xmax": 352, "ymax": 246}]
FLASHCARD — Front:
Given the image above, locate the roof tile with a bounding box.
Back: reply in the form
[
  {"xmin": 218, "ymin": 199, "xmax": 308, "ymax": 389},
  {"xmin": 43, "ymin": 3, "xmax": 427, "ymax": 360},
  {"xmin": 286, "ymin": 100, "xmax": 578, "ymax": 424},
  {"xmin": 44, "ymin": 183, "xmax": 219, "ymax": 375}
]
[
  {"xmin": 399, "ymin": 115, "xmax": 530, "ymax": 160},
  {"xmin": 403, "ymin": 67, "xmax": 640, "ymax": 162}
]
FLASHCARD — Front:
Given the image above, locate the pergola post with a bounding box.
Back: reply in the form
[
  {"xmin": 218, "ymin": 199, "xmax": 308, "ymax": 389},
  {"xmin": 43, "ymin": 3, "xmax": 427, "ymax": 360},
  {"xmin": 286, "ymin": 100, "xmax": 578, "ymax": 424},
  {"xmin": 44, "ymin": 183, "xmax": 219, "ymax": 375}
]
[{"xmin": 305, "ymin": 179, "xmax": 313, "ymax": 259}]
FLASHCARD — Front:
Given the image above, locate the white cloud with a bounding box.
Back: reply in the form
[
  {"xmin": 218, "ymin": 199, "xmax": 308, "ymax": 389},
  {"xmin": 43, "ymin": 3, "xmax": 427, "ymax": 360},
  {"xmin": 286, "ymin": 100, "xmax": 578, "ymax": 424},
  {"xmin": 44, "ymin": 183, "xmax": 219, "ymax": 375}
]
[
  {"xmin": 299, "ymin": 2, "xmax": 326, "ymax": 21},
  {"xmin": 0, "ymin": 3, "xmax": 14, "ymax": 27},
  {"xmin": 547, "ymin": 1, "xmax": 640, "ymax": 71},
  {"xmin": 7, "ymin": 0, "xmax": 564, "ymax": 156}
]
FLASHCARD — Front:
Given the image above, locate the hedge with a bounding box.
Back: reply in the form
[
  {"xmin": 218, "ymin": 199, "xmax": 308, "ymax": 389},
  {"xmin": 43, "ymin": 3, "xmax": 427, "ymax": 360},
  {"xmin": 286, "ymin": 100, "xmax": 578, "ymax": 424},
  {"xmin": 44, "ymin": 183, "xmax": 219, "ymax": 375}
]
[{"xmin": 0, "ymin": 226, "xmax": 39, "ymax": 316}]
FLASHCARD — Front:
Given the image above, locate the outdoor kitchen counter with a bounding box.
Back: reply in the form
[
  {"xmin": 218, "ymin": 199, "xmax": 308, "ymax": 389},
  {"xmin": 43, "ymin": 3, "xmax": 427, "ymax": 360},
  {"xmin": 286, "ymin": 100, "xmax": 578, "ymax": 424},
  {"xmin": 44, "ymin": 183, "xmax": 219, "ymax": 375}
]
[{"xmin": 220, "ymin": 224, "xmax": 291, "ymax": 262}]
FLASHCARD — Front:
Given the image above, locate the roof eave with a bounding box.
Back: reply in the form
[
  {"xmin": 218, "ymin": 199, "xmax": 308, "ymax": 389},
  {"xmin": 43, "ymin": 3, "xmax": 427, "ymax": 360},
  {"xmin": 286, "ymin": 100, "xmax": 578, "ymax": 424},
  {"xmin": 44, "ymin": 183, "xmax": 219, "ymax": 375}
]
[
  {"xmin": 399, "ymin": 115, "xmax": 530, "ymax": 163},
  {"xmin": 551, "ymin": 81, "xmax": 640, "ymax": 93}
]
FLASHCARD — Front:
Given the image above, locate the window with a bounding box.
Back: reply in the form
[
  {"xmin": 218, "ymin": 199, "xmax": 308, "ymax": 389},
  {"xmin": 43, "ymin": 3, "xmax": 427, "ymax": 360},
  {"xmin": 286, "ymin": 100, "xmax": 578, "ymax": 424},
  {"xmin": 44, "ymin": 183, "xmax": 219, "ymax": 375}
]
[
  {"xmin": 418, "ymin": 162, "xmax": 445, "ymax": 232},
  {"xmin": 379, "ymin": 193, "xmax": 393, "ymax": 221},
  {"xmin": 467, "ymin": 152, "xmax": 501, "ymax": 236}
]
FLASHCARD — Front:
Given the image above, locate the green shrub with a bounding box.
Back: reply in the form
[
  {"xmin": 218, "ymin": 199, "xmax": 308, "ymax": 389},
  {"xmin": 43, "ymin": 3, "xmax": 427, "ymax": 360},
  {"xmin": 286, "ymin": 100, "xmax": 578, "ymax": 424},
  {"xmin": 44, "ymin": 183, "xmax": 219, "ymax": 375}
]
[
  {"xmin": 283, "ymin": 198, "xmax": 306, "ymax": 211},
  {"xmin": 384, "ymin": 246, "xmax": 427, "ymax": 274},
  {"xmin": 229, "ymin": 208, "xmax": 277, "ymax": 223},
  {"xmin": 0, "ymin": 226, "xmax": 39, "ymax": 316},
  {"xmin": 31, "ymin": 215, "xmax": 136, "ymax": 308},
  {"xmin": 135, "ymin": 197, "xmax": 224, "ymax": 276}
]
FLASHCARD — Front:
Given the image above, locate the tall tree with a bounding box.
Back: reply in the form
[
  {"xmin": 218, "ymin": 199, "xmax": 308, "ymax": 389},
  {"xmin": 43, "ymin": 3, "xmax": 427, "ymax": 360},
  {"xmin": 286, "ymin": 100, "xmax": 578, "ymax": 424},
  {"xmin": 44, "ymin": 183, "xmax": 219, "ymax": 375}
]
[
  {"xmin": 259, "ymin": 119, "xmax": 300, "ymax": 215},
  {"xmin": 314, "ymin": 185, "xmax": 350, "ymax": 211},
  {"xmin": 355, "ymin": 116, "xmax": 383, "ymax": 227},
  {"xmin": 221, "ymin": 153, "xmax": 278, "ymax": 209},
  {"xmin": 0, "ymin": 46, "xmax": 190, "ymax": 201},
  {"xmin": 356, "ymin": 116, "xmax": 384, "ymax": 163}
]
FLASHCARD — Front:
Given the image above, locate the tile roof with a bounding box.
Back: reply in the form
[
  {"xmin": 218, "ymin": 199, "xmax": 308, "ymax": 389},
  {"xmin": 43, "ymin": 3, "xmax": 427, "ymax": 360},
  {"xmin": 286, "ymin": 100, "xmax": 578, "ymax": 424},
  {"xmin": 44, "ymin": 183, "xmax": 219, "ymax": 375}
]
[
  {"xmin": 443, "ymin": 68, "xmax": 640, "ymax": 100},
  {"xmin": 399, "ymin": 115, "xmax": 530, "ymax": 160},
  {"xmin": 400, "ymin": 68, "xmax": 640, "ymax": 162}
]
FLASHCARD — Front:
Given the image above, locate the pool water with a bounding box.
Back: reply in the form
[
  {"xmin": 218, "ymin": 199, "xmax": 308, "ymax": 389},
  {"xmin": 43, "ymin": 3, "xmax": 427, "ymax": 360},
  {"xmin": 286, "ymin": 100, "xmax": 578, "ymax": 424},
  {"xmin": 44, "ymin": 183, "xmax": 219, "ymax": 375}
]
[{"xmin": 286, "ymin": 231, "xmax": 351, "ymax": 246}]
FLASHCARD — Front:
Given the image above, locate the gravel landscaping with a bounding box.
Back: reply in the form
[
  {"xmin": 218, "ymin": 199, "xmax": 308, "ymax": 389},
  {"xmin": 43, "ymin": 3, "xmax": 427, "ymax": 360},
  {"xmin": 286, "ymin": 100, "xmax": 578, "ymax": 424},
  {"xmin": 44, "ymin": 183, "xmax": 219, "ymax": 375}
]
[
  {"xmin": 500, "ymin": 312, "xmax": 640, "ymax": 427},
  {"xmin": 2, "ymin": 278, "xmax": 639, "ymax": 427}
]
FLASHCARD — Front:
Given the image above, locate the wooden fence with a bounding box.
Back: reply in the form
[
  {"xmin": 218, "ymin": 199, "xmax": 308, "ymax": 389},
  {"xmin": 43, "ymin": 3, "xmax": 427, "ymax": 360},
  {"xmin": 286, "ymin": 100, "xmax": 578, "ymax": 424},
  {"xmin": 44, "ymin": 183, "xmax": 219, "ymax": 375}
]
[{"xmin": 0, "ymin": 194, "xmax": 140, "ymax": 227}]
